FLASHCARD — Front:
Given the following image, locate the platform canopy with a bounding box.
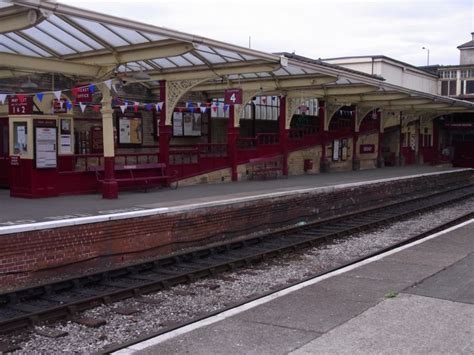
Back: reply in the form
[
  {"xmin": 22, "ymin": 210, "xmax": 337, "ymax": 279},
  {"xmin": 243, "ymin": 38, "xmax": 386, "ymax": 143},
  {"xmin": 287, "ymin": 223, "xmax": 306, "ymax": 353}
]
[{"xmin": 1, "ymin": 0, "xmax": 474, "ymax": 113}]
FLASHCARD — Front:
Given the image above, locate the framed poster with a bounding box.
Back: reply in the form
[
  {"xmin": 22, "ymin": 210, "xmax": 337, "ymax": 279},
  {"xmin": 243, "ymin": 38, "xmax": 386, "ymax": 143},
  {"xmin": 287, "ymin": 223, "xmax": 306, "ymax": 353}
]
[
  {"xmin": 332, "ymin": 139, "xmax": 340, "ymax": 161},
  {"xmin": 341, "ymin": 139, "xmax": 348, "ymax": 161},
  {"xmin": 13, "ymin": 122, "xmax": 28, "ymax": 155},
  {"xmin": 59, "ymin": 119, "xmax": 72, "ymax": 154},
  {"xmin": 90, "ymin": 126, "xmax": 103, "ymax": 153},
  {"xmin": 174, "ymin": 112, "xmax": 202, "ymax": 137},
  {"xmin": 173, "ymin": 112, "xmax": 183, "ymax": 137},
  {"xmin": 35, "ymin": 126, "xmax": 57, "ymax": 168},
  {"xmin": 117, "ymin": 112, "xmax": 143, "ymax": 146}
]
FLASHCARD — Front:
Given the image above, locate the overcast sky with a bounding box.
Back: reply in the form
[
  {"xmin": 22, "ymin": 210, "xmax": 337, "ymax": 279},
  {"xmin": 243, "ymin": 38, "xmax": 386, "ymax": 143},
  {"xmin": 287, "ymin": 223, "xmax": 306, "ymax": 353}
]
[{"xmin": 61, "ymin": 0, "xmax": 473, "ymax": 66}]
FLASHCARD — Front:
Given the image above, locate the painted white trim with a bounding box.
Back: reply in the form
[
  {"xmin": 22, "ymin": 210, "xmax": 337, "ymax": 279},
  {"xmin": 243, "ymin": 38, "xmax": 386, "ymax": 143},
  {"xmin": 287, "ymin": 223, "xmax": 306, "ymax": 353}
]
[
  {"xmin": 113, "ymin": 219, "xmax": 474, "ymax": 354},
  {"xmin": 0, "ymin": 168, "xmax": 471, "ymax": 236}
]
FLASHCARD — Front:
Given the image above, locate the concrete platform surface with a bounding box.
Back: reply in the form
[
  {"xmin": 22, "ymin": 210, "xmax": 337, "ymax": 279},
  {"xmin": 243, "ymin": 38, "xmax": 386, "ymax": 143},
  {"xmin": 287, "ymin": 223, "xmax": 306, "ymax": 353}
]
[
  {"xmin": 122, "ymin": 220, "xmax": 474, "ymax": 355},
  {"xmin": 0, "ymin": 165, "xmax": 462, "ymax": 225}
]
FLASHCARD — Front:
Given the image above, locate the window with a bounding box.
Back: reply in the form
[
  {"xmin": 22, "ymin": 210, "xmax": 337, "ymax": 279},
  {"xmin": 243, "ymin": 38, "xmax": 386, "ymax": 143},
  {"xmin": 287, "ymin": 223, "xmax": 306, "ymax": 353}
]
[
  {"xmin": 461, "ymin": 69, "xmax": 474, "ymax": 79},
  {"xmin": 441, "ymin": 80, "xmax": 457, "ymax": 96},
  {"xmin": 466, "ymin": 80, "xmax": 474, "ymax": 94}
]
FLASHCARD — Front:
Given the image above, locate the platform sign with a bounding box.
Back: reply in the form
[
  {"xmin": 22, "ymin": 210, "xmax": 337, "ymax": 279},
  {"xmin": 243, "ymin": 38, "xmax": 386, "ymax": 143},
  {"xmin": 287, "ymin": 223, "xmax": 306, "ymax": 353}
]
[
  {"xmin": 359, "ymin": 144, "xmax": 375, "ymax": 154},
  {"xmin": 8, "ymin": 95, "xmax": 33, "ymax": 115},
  {"xmin": 73, "ymin": 86, "xmax": 92, "ymax": 103},
  {"xmin": 224, "ymin": 89, "xmax": 242, "ymax": 105}
]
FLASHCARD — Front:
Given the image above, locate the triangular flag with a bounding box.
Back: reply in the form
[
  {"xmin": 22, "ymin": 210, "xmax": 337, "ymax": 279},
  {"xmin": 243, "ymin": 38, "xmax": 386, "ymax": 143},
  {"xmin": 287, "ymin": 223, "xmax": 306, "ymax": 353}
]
[
  {"xmin": 189, "ymin": 107, "xmax": 195, "ymax": 113},
  {"xmin": 66, "ymin": 101, "xmax": 73, "ymax": 111},
  {"xmin": 197, "ymin": 102, "xmax": 201, "ymax": 107},
  {"xmin": 156, "ymin": 102, "xmax": 164, "ymax": 111},
  {"xmin": 223, "ymin": 104, "xmax": 229, "ymax": 112},
  {"xmin": 145, "ymin": 104, "xmax": 153, "ymax": 111},
  {"xmin": 89, "ymin": 84, "xmax": 95, "ymax": 93},
  {"xmin": 79, "ymin": 102, "xmax": 86, "ymax": 113},
  {"xmin": 134, "ymin": 102, "xmax": 139, "ymax": 113},
  {"xmin": 120, "ymin": 104, "xmax": 127, "ymax": 113},
  {"xmin": 104, "ymin": 79, "xmax": 113, "ymax": 91},
  {"xmin": 36, "ymin": 93, "xmax": 44, "ymax": 102},
  {"xmin": 54, "ymin": 90, "xmax": 61, "ymax": 101},
  {"xmin": 0, "ymin": 94, "xmax": 7, "ymax": 104},
  {"xmin": 92, "ymin": 105, "xmax": 101, "ymax": 113},
  {"xmin": 200, "ymin": 106, "xmax": 207, "ymax": 113},
  {"xmin": 186, "ymin": 101, "xmax": 193, "ymax": 108}
]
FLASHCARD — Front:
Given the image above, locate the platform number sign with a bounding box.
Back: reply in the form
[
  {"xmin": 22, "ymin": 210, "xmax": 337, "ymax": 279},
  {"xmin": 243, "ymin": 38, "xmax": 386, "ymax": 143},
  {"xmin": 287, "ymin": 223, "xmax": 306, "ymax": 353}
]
[
  {"xmin": 224, "ymin": 89, "xmax": 242, "ymax": 105},
  {"xmin": 8, "ymin": 95, "xmax": 33, "ymax": 115}
]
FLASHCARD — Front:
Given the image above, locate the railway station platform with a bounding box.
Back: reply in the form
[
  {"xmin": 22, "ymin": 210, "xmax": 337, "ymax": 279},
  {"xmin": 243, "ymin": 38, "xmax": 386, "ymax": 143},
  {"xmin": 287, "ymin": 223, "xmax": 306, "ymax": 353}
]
[
  {"xmin": 117, "ymin": 220, "xmax": 474, "ymax": 355},
  {"xmin": 0, "ymin": 165, "xmax": 465, "ymax": 226},
  {"xmin": 1, "ymin": 165, "xmax": 472, "ymax": 291}
]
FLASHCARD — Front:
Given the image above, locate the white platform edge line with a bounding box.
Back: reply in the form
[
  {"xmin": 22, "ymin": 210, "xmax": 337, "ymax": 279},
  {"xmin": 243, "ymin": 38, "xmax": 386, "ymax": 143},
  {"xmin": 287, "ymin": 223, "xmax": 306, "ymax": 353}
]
[
  {"xmin": 0, "ymin": 168, "xmax": 470, "ymax": 236},
  {"xmin": 113, "ymin": 219, "xmax": 474, "ymax": 354}
]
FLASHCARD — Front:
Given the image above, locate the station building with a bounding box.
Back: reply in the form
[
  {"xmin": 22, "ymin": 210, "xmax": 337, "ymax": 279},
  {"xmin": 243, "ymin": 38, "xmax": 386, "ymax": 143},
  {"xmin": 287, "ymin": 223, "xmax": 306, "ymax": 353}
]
[{"xmin": 0, "ymin": 1, "xmax": 473, "ymax": 199}]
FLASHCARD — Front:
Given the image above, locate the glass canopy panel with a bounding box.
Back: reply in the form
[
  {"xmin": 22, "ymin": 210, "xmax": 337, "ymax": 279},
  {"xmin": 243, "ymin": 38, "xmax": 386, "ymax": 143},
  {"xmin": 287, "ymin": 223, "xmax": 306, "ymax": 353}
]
[
  {"xmin": 241, "ymin": 73, "xmax": 258, "ymax": 78},
  {"xmin": 212, "ymin": 48, "xmax": 244, "ymax": 61},
  {"xmin": 182, "ymin": 53, "xmax": 204, "ymax": 65},
  {"xmin": 195, "ymin": 50, "xmax": 226, "ymax": 64},
  {"xmin": 241, "ymin": 54, "xmax": 259, "ymax": 61},
  {"xmin": 106, "ymin": 25, "xmax": 150, "ymax": 45},
  {"xmin": 256, "ymin": 72, "xmax": 271, "ymax": 77},
  {"xmin": 166, "ymin": 56, "xmax": 193, "ymax": 67},
  {"xmin": 272, "ymin": 68, "xmax": 290, "ymax": 76},
  {"xmin": 38, "ymin": 21, "xmax": 93, "ymax": 52},
  {"xmin": 152, "ymin": 58, "xmax": 177, "ymax": 68},
  {"xmin": 135, "ymin": 61, "xmax": 155, "ymax": 70},
  {"xmin": 0, "ymin": 43, "xmax": 15, "ymax": 53},
  {"xmin": 0, "ymin": 34, "xmax": 43, "ymax": 56},
  {"xmin": 285, "ymin": 65, "xmax": 306, "ymax": 75},
  {"xmin": 48, "ymin": 16, "xmax": 104, "ymax": 50},
  {"xmin": 228, "ymin": 74, "xmax": 239, "ymax": 79},
  {"xmin": 70, "ymin": 17, "xmax": 129, "ymax": 47},
  {"xmin": 140, "ymin": 32, "xmax": 169, "ymax": 42},
  {"xmin": 22, "ymin": 27, "xmax": 76, "ymax": 55}
]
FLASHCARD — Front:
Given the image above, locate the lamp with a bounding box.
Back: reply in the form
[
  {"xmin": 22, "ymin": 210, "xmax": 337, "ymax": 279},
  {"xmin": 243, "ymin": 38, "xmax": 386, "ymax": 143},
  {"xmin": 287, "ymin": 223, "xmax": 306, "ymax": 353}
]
[
  {"xmin": 132, "ymin": 70, "xmax": 151, "ymax": 81},
  {"xmin": 421, "ymin": 46, "xmax": 430, "ymax": 66},
  {"xmin": 21, "ymin": 78, "xmax": 38, "ymax": 89}
]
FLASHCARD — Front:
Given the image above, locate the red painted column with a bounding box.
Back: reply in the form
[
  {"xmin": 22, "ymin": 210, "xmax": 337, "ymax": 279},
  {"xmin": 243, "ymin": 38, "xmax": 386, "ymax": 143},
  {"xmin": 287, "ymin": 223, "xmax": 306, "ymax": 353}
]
[
  {"xmin": 227, "ymin": 104, "xmax": 238, "ymax": 181},
  {"xmin": 158, "ymin": 80, "xmax": 170, "ymax": 168},
  {"xmin": 399, "ymin": 113, "xmax": 404, "ymax": 166},
  {"xmin": 433, "ymin": 120, "xmax": 439, "ymax": 163},
  {"xmin": 319, "ymin": 101, "xmax": 329, "ymax": 172},
  {"xmin": 352, "ymin": 131, "xmax": 359, "ymax": 170},
  {"xmin": 279, "ymin": 96, "xmax": 289, "ymax": 176}
]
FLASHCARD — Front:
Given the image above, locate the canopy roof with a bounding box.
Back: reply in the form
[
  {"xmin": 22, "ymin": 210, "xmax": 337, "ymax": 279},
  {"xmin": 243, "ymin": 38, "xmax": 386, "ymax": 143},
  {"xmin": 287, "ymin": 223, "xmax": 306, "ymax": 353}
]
[{"xmin": 1, "ymin": 0, "xmax": 474, "ymax": 112}]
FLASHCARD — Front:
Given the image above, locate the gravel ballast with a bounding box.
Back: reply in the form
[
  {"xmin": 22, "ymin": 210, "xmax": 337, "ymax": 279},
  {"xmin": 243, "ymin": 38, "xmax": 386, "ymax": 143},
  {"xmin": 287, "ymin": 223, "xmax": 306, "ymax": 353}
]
[{"xmin": 2, "ymin": 198, "xmax": 473, "ymax": 354}]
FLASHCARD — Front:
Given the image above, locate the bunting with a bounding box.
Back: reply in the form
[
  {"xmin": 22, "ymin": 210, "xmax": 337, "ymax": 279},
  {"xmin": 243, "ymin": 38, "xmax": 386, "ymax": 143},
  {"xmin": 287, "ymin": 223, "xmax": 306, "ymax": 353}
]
[
  {"xmin": 0, "ymin": 94, "xmax": 7, "ymax": 105},
  {"xmin": 53, "ymin": 90, "xmax": 62, "ymax": 101},
  {"xmin": 36, "ymin": 93, "xmax": 44, "ymax": 102},
  {"xmin": 120, "ymin": 103, "xmax": 128, "ymax": 113},
  {"xmin": 79, "ymin": 102, "xmax": 87, "ymax": 113}
]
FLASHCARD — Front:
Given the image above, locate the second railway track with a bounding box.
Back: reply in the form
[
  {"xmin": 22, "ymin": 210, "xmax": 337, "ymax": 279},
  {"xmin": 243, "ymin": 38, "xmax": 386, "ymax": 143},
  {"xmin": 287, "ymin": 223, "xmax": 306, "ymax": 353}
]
[{"xmin": 1, "ymin": 184, "xmax": 474, "ymax": 335}]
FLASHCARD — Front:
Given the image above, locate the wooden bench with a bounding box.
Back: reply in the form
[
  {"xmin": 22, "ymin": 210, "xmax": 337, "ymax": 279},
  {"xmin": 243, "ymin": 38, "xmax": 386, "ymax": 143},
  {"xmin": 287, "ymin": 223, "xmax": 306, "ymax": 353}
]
[
  {"xmin": 88, "ymin": 163, "xmax": 178, "ymax": 192},
  {"xmin": 248, "ymin": 155, "xmax": 284, "ymax": 180}
]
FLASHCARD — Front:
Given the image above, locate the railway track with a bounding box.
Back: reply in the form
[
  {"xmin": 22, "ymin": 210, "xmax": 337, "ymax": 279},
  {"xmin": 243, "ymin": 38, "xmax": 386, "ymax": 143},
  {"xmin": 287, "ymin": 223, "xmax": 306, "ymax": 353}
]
[{"xmin": 1, "ymin": 184, "xmax": 474, "ymax": 335}]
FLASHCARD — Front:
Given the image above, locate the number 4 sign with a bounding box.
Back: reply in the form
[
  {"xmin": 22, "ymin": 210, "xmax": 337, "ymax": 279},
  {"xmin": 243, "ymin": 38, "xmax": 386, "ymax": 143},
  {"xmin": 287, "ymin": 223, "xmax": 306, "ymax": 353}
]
[{"xmin": 224, "ymin": 89, "xmax": 242, "ymax": 105}]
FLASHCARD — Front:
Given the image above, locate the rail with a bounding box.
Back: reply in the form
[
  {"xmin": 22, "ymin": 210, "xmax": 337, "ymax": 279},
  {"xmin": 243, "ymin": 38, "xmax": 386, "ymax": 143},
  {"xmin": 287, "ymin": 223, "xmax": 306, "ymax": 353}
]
[{"xmin": 0, "ymin": 183, "xmax": 473, "ymax": 335}]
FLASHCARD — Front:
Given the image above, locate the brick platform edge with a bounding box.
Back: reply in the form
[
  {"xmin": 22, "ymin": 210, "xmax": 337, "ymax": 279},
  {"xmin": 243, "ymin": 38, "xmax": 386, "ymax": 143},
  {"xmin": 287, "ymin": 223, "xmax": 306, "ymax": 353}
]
[{"xmin": 1, "ymin": 170, "xmax": 473, "ymax": 290}]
